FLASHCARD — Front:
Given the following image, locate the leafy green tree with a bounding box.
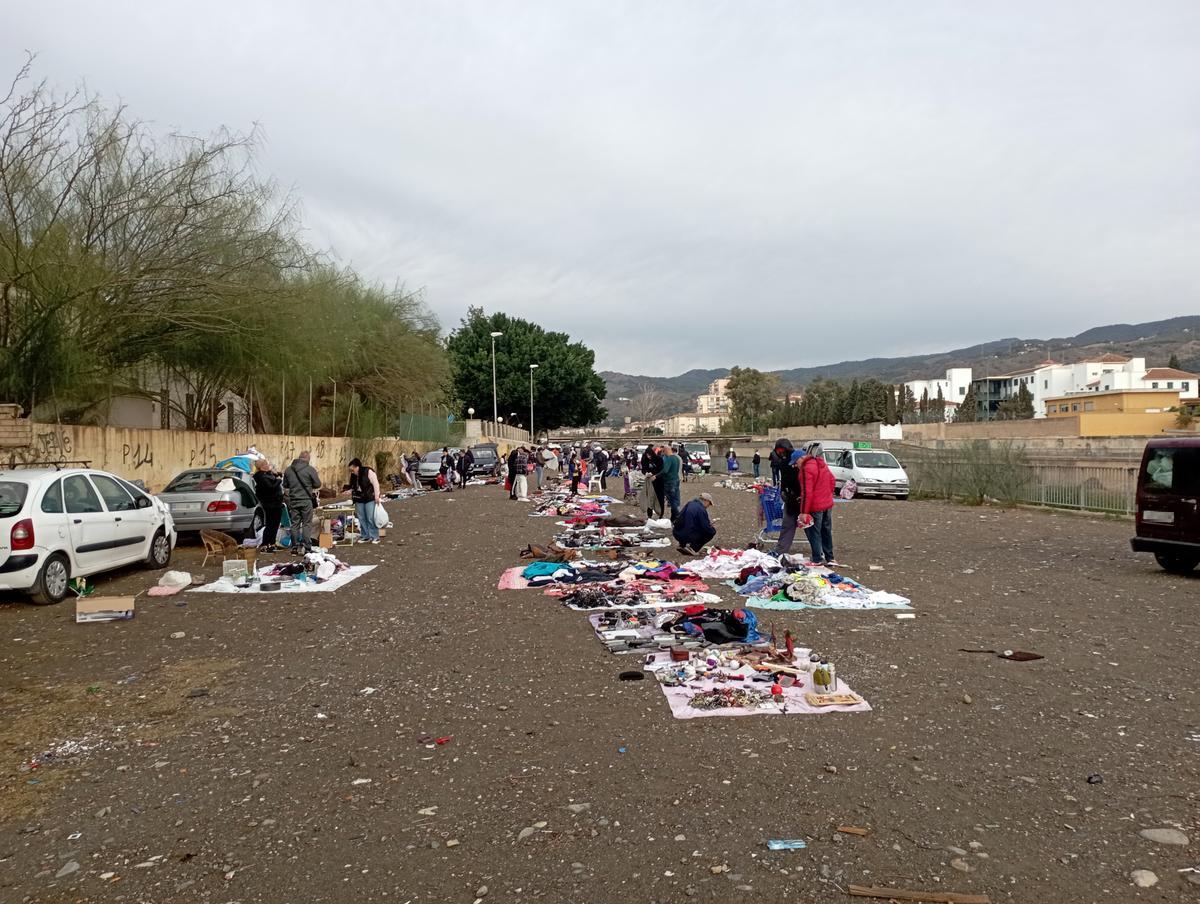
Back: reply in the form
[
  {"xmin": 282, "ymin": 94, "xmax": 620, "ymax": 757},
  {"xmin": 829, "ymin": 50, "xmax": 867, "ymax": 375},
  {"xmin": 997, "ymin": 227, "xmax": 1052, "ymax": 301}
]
[
  {"xmin": 726, "ymin": 366, "xmax": 780, "ymax": 432},
  {"xmin": 0, "ymin": 61, "xmax": 448, "ymax": 432},
  {"xmin": 445, "ymin": 307, "xmax": 607, "ymax": 430}
]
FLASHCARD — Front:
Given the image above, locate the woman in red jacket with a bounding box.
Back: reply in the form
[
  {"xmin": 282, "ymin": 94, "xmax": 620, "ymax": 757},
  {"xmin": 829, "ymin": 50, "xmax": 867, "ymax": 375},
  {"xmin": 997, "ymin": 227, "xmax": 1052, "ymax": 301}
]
[{"xmin": 798, "ymin": 442, "xmax": 838, "ymax": 566}]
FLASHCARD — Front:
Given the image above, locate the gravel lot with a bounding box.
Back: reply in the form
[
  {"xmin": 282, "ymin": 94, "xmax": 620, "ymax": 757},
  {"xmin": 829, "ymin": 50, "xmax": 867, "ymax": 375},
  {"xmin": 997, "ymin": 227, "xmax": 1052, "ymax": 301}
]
[{"xmin": 0, "ymin": 478, "xmax": 1197, "ymax": 903}]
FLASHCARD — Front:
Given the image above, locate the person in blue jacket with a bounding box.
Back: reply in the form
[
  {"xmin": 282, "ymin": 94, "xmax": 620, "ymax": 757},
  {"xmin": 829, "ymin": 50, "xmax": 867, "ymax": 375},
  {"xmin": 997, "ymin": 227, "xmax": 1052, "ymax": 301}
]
[{"xmin": 673, "ymin": 492, "xmax": 717, "ymax": 555}]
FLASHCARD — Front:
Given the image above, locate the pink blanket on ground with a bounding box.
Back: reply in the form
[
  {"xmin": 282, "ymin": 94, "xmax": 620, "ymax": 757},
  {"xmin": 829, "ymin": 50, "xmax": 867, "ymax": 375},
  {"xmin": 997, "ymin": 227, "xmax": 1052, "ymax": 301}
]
[
  {"xmin": 497, "ymin": 568, "xmax": 530, "ymax": 590},
  {"xmin": 657, "ymin": 676, "xmax": 872, "ymax": 720}
]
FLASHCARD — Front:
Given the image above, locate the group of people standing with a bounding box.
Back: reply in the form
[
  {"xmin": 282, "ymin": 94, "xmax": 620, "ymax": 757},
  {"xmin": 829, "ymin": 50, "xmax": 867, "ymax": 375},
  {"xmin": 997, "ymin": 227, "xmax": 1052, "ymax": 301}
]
[{"xmin": 770, "ymin": 438, "xmax": 838, "ymax": 566}]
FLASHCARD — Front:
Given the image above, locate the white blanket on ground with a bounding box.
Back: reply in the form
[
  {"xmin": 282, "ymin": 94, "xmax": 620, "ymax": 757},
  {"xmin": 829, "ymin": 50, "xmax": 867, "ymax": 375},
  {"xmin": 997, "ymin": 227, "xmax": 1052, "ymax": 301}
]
[{"xmin": 190, "ymin": 565, "xmax": 376, "ymax": 594}]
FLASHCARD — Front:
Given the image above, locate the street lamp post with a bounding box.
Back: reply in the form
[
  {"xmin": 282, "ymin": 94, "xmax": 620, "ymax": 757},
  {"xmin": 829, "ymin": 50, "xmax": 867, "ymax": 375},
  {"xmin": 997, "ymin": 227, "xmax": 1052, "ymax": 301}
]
[
  {"xmin": 529, "ymin": 364, "xmax": 539, "ymax": 441},
  {"xmin": 489, "ymin": 331, "xmax": 504, "ymax": 425}
]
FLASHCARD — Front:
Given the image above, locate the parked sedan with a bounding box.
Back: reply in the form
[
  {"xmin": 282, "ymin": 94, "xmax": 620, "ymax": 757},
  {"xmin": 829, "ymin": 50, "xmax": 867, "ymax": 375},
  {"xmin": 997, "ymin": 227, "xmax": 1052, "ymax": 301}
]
[
  {"xmin": 417, "ymin": 450, "xmax": 459, "ymax": 485},
  {"xmin": 0, "ymin": 467, "xmax": 175, "ymax": 605},
  {"xmin": 159, "ymin": 468, "xmax": 264, "ymax": 538}
]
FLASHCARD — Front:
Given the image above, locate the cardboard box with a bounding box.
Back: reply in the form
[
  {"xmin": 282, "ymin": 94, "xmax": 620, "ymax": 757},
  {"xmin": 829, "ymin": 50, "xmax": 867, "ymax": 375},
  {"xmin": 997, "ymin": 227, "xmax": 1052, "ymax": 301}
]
[
  {"xmin": 318, "ymin": 532, "xmax": 333, "ymax": 550},
  {"xmin": 76, "ymin": 596, "xmax": 135, "ymax": 623}
]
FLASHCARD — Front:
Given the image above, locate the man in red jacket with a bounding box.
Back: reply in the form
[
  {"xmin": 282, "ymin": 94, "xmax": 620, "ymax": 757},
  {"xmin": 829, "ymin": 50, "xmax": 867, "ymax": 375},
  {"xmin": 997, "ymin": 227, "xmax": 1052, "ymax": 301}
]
[{"xmin": 797, "ymin": 442, "xmax": 838, "ymax": 566}]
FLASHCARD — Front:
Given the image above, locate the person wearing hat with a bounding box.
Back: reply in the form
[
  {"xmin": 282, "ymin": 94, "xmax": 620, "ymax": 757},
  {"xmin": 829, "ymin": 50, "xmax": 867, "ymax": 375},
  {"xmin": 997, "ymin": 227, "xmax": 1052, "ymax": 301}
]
[
  {"xmin": 798, "ymin": 441, "xmax": 838, "ymax": 566},
  {"xmin": 770, "ymin": 438, "xmax": 805, "ymax": 557},
  {"xmin": 673, "ymin": 492, "xmax": 716, "ymax": 555}
]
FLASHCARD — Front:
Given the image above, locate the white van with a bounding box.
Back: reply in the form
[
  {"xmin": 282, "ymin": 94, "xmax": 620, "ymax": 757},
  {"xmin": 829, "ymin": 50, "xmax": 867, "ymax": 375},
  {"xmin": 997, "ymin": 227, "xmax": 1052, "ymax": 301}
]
[{"xmin": 815, "ymin": 441, "xmax": 909, "ymax": 500}]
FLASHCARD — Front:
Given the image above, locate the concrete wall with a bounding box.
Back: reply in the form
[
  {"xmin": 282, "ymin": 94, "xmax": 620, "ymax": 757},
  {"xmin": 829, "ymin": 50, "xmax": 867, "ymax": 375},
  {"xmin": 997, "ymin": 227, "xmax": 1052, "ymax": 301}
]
[{"xmin": 1, "ymin": 420, "xmax": 520, "ymax": 492}]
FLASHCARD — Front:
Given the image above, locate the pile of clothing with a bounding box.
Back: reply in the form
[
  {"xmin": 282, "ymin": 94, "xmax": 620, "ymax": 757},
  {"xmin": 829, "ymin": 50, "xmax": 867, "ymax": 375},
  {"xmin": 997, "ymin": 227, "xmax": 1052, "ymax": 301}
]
[
  {"xmin": 558, "ymin": 585, "xmax": 721, "ymax": 612},
  {"xmin": 683, "ymin": 548, "xmax": 788, "ymax": 579},
  {"xmin": 553, "ymin": 527, "xmax": 672, "ymax": 549},
  {"xmin": 589, "ymin": 604, "xmax": 760, "ymax": 649},
  {"xmin": 260, "ymin": 550, "xmax": 349, "ymax": 583},
  {"xmin": 520, "ymin": 560, "xmax": 628, "ymax": 588},
  {"xmin": 729, "ymin": 560, "xmax": 912, "ymax": 610}
]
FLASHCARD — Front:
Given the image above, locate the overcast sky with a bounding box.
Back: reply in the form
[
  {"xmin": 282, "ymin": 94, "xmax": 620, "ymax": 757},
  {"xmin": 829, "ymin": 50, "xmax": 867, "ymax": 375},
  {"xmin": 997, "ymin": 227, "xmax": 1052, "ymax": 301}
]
[{"xmin": 6, "ymin": 1, "xmax": 1200, "ymax": 375}]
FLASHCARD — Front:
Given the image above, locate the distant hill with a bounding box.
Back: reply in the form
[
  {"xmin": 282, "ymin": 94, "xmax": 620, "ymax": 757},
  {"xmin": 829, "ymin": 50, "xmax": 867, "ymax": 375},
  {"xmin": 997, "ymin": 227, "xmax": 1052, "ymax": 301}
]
[{"xmin": 600, "ymin": 315, "xmax": 1200, "ymax": 422}]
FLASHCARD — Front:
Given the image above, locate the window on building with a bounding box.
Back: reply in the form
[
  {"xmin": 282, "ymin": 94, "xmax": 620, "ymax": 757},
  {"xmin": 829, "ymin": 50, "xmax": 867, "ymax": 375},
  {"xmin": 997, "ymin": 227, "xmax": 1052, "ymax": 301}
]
[
  {"xmin": 1071, "ymin": 403, "xmax": 1080, "ymax": 412},
  {"xmin": 1167, "ymin": 382, "xmax": 1174, "ymax": 389},
  {"xmin": 1151, "ymin": 382, "xmax": 1159, "ymax": 388},
  {"xmin": 958, "ymin": 387, "xmax": 965, "ymax": 396},
  {"xmin": 1184, "ymin": 382, "xmax": 1191, "ymax": 391},
  {"xmin": 1084, "ymin": 401, "xmax": 1095, "ymax": 412},
  {"xmin": 1044, "ymin": 380, "xmax": 1048, "ymax": 389}
]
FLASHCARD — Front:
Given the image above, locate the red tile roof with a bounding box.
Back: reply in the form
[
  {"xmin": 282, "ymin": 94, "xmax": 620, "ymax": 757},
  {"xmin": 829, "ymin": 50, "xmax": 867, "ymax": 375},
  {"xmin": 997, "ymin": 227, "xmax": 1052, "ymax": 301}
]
[
  {"xmin": 1092, "ymin": 353, "xmax": 1130, "ymax": 363},
  {"xmin": 1142, "ymin": 367, "xmax": 1198, "ymax": 380}
]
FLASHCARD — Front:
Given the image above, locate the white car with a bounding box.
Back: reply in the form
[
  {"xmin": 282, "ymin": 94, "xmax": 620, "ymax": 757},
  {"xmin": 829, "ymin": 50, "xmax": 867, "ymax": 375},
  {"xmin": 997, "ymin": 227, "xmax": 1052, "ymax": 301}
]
[
  {"xmin": 821, "ymin": 445, "xmax": 910, "ymax": 500},
  {"xmin": 0, "ymin": 467, "xmax": 176, "ymax": 605}
]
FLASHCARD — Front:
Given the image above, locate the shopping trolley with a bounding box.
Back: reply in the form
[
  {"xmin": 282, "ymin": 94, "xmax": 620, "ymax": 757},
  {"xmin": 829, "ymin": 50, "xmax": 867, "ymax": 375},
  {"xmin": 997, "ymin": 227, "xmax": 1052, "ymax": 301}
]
[{"xmin": 756, "ymin": 485, "xmax": 783, "ymax": 545}]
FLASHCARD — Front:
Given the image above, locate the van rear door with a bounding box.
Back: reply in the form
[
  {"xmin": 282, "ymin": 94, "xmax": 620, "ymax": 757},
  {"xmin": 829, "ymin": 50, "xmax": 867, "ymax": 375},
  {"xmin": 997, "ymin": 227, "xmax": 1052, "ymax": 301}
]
[{"xmin": 1137, "ymin": 444, "xmax": 1200, "ymax": 545}]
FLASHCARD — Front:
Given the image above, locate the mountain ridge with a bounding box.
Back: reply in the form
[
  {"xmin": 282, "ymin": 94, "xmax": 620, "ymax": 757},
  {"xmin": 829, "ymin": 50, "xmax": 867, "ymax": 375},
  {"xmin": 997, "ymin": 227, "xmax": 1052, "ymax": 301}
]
[{"xmin": 600, "ymin": 315, "xmax": 1200, "ymax": 421}]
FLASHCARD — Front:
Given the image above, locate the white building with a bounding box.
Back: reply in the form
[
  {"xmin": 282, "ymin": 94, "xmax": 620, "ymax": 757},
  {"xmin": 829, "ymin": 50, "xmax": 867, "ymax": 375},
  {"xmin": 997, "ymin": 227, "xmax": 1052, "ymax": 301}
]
[
  {"xmin": 696, "ymin": 378, "xmax": 731, "ymax": 416},
  {"xmin": 664, "ymin": 413, "xmax": 724, "ymax": 435},
  {"xmin": 972, "ymin": 355, "xmax": 1196, "ymax": 418},
  {"xmin": 903, "ymin": 368, "xmax": 973, "ymax": 421}
]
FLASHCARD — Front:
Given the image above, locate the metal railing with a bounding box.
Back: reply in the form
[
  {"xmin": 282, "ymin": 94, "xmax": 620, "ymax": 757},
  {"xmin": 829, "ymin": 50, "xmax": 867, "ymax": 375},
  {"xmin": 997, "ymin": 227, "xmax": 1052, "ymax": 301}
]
[
  {"xmin": 896, "ymin": 443, "xmax": 1138, "ymax": 515},
  {"xmin": 1020, "ymin": 461, "xmax": 1138, "ymax": 515}
]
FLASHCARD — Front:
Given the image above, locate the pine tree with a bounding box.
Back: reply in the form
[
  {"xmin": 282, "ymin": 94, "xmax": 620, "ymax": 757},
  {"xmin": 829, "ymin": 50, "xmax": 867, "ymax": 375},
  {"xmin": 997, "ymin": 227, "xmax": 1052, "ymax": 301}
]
[
  {"xmin": 932, "ymin": 385, "xmax": 946, "ymax": 422},
  {"xmin": 1169, "ymin": 352, "xmax": 1182, "ymax": 369},
  {"xmin": 918, "ymin": 388, "xmax": 930, "ymax": 422},
  {"xmin": 884, "ymin": 385, "xmax": 898, "ymax": 424},
  {"xmin": 848, "ymin": 379, "xmax": 864, "ymax": 423},
  {"xmin": 956, "ymin": 384, "xmax": 980, "ymax": 422}
]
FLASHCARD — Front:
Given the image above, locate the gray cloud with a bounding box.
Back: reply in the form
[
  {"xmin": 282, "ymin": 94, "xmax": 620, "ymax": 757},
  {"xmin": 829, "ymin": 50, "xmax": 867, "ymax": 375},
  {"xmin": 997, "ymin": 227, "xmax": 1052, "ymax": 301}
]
[{"xmin": 6, "ymin": 0, "xmax": 1199, "ymax": 375}]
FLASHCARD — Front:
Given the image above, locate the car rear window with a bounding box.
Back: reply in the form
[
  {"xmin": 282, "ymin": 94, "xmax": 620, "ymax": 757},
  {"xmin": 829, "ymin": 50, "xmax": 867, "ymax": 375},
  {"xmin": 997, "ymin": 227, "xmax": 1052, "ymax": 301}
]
[
  {"xmin": 422, "ymin": 452, "xmax": 443, "ymax": 462},
  {"xmin": 164, "ymin": 471, "xmax": 226, "ymax": 492},
  {"xmin": 0, "ymin": 481, "xmax": 29, "ymax": 517}
]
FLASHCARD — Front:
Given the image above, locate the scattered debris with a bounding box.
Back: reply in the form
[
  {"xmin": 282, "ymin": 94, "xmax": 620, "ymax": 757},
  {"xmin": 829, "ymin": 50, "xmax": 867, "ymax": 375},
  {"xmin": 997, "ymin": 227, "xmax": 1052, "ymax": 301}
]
[
  {"xmin": 766, "ymin": 839, "xmax": 807, "ymax": 850},
  {"xmin": 837, "ymin": 826, "xmax": 871, "ymax": 837}
]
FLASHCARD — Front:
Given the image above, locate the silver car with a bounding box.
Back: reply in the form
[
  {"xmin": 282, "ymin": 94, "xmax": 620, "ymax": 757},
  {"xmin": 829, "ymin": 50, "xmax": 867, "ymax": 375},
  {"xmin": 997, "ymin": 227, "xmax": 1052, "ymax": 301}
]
[
  {"xmin": 158, "ymin": 468, "xmax": 264, "ymax": 538},
  {"xmin": 417, "ymin": 449, "xmax": 460, "ymax": 485}
]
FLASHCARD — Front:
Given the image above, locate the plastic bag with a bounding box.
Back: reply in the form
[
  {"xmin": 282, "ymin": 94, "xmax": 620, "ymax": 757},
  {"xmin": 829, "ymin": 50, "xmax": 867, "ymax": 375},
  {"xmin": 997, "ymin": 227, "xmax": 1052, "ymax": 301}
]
[{"xmin": 373, "ymin": 503, "xmax": 390, "ymax": 529}]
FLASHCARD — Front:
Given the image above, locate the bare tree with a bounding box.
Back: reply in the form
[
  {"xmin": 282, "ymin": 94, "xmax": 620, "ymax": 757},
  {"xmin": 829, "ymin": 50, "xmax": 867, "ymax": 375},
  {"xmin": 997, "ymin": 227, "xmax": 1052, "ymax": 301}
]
[{"xmin": 631, "ymin": 382, "xmax": 668, "ymax": 425}]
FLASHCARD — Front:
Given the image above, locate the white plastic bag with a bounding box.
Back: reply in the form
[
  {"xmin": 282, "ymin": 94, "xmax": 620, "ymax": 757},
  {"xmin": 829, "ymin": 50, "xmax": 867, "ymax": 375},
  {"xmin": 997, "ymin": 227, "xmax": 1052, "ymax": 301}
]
[{"xmin": 373, "ymin": 503, "xmax": 390, "ymax": 529}]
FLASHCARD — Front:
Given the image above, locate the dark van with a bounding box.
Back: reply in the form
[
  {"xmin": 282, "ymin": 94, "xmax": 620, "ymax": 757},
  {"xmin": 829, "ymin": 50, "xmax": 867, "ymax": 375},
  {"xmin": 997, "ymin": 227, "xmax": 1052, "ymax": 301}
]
[{"xmin": 1130, "ymin": 438, "xmax": 1200, "ymax": 574}]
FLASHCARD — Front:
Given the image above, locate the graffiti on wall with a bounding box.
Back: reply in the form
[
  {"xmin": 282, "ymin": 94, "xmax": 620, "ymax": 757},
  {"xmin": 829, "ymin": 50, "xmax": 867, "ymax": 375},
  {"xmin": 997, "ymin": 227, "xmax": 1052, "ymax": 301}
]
[
  {"xmin": 188, "ymin": 441, "xmax": 217, "ymax": 467},
  {"xmin": 122, "ymin": 442, "xmax": 155, "ymax": 470},
  {"xmin": 7, "ymin": 428, "xmax": 75, "ymax": 466}
]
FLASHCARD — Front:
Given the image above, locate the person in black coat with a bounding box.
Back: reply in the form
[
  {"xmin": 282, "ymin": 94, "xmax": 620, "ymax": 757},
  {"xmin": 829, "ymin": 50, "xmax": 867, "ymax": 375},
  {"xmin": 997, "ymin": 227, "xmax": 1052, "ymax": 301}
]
[{"xmin": 252, "ymin": 459, "xmax": 285, "ymax": 551}]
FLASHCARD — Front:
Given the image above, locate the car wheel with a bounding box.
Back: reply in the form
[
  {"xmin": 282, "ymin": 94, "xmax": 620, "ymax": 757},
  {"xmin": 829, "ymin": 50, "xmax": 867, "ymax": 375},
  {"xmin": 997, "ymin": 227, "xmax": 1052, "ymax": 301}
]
[
  {"xmin": 30, "ymin": 552, "xmax": 71, "ymax": 605},
  {"xmin": 145, "ymin": 529, "xmax": 172, "ymax": 569},
  {"xmin": 243, "ymin": 508, "xmax": 265, "ymax": 541},
  {"xmin": 1155, "ymin": 552, "xmax": 1199, "ymax": 574}
]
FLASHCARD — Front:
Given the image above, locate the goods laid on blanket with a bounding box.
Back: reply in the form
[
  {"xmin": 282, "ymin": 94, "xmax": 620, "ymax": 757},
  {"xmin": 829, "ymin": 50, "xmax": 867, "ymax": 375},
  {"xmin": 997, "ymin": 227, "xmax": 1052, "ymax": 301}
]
[
  {"xmin": 552, "ymin": 525, "xmax": 673, "ymax": 549},
  {"xmin": 528, "ymin": 488, "xmax": 624, "ymax": 519},
  {"xmin": 682, "ymin": 548, "xmax": 912, "ymax": 611},
  {"xmin": 194, "ymin": 550, "xmax": 360, "ymax": 592},
  {"xmin": 497, "ymin": 540, "xmax": 892, "ymax": 718}
]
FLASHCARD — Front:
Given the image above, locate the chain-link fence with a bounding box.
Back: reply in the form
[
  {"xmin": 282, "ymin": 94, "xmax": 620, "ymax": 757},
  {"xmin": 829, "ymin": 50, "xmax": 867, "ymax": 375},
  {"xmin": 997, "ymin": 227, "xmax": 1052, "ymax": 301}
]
[{"xmin": 391, "ymin": 407, "xmax": 466, "ymax": 446}]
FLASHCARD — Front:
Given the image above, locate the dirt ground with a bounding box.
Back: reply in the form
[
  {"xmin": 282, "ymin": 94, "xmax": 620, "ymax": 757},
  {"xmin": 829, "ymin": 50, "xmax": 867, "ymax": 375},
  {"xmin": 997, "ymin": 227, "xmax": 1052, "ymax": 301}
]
[{"xmin": 0, "ymin": 477, "xmax": 1197, "ymax": 904}]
